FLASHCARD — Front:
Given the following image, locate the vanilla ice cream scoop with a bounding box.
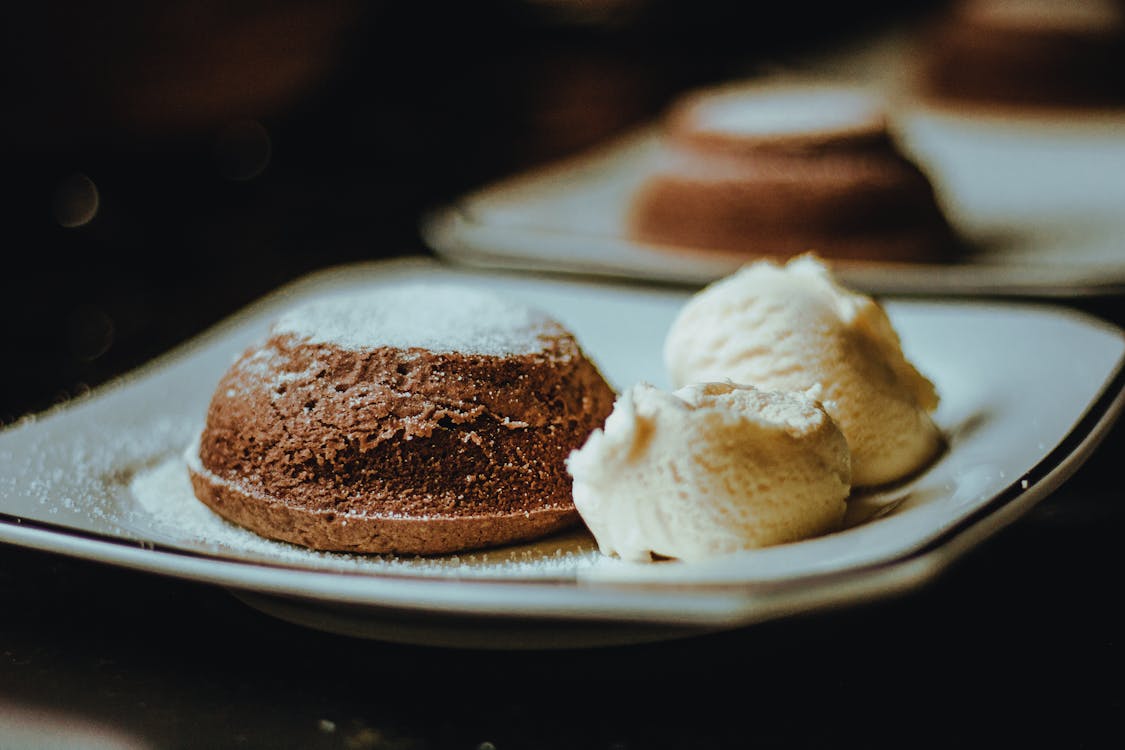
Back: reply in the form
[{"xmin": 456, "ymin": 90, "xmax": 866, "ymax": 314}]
[
  {"xmin": 566, "ymin": 381, "xmax": 851, "ymax": 562},
  {"xmin": 664, "ymin": 254, "xmax": 942, "ymax": 487}
]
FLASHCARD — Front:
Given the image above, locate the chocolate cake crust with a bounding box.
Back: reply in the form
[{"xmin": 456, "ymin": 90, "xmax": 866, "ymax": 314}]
[
  {"xmin": 627, "ymin": 83, "xmax": 962, "ymax": 263},
  {"xmin": 629, "ymin": 140, "xmax": 958, "ymax": 262},
  {"xmin": 191, "ymin": 289, "xmax": 616, "ymax": 555}
]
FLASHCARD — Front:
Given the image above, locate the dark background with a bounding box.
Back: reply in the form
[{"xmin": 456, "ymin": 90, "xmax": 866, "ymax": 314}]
[
  {"xmin": 0, "ymin": 0, "xmax": 946, "ymax": 423},
  {"xmin": 3, "ymin": 1, "xmax": 1124, "ymax": 748}
]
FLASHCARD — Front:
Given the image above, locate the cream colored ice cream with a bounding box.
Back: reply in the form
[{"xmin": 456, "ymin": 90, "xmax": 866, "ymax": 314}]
[
  {"xmin": 664, "ymin": 254, "xmax": 942, "ymax": 487},
  {"xmin": 566, "ymin": 381, "xmax": 851, "ymax": 562}
]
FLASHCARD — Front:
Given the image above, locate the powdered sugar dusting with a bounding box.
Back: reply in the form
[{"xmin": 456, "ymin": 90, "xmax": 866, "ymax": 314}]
[
  {"xmin": 696, "ymin": 85, "xmax": 883, "ymax": 138},
  {"xmin": 0, "ymin": 412, "xmax": 197, "ymax": 534},
  {"xmin": 229, "ymin": 346, "xmax": 325, "ymax": 401},
  {"xmin": 126, "ymin": 450, "xmax": 617, "ymax": 579},
  {"xmin": 273, "ymin": 283, "xmax": 559, "ymax": 355}
]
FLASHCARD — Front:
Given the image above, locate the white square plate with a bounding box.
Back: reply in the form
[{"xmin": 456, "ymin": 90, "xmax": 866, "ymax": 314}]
[
  {"xmin": 421, "ymin": 99, "xmax": 1125, "ymax": 297},
  {"xmin": 1, "ymin": 257, "xmax": 1122, "ymax": 648}
]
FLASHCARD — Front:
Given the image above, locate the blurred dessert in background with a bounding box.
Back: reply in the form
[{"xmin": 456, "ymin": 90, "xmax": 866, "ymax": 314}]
[
  {"xmin": 627, "ymin": 80, "xmax": 961, "ymax": 263},
  {"xmin": 2, "ymin": 1, "xmax": 368, "ymax": 148},
  {"xmin": 918, "ymin": 0, "xmax": 1125, "ymax": 110}
]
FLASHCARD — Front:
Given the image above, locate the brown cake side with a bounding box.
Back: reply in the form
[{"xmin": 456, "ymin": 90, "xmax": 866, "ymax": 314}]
[
  {"xmin": 627, "ymin": 82, "xmax": 961, "ymax": 263},
  {"xmin": 189, "ymin": 287, "xmax": 616, "ymax": 555},
  {"xmin": 919, "ymin": 0, "xmax": 1125, "ymax": 110}
]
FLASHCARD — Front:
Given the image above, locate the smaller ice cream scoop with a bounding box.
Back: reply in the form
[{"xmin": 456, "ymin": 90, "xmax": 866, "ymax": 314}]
[
  {"xmin": 663, "ymin": 254, "xmax": 942, "ymax": 487},
  {"xmin": 566, "ymin": 381, "xmax": 851, "ymax": 562}
]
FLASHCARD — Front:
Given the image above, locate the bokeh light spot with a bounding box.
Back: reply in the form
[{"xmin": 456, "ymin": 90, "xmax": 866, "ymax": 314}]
[
  {"xmin": 66, "ymin": 305, "xmax": 115, "ymax": 362},
  {"xmin": 214, "ymin": 119, "xmax": 273, "ymax": 181},
  {"xmin": 52, "ymin": 173, "xmax": 99, "ymax": 228}
]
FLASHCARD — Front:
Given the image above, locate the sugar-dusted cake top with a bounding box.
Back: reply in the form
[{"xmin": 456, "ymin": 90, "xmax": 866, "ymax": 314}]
[
  {"xmin": 273, "ymin": 283, "xmax": 560, "ymax": 356},
  {"xmin": 674, "ymin": 82, "xmax": 888, "ymax": 147}
]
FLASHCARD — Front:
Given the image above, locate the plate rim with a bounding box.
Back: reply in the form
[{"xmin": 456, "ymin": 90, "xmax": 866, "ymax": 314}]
[
  {"xmin": 419, "ymin": 119, "xmax": 1125, "ymax": 298},
  {"xmin": 424, "ymin": 204, "xmax": 1125, "ymax": 299},
  {"xmin": 0, "ymin": 355, "xmax": 1120, "ymax": 630},
  {"xmin": 1, "ymin": 257, "xmax": 1124, "ymax": 629}
]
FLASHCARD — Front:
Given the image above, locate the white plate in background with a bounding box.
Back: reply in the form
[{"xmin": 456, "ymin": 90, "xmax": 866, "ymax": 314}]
[
  {"xmin": 421, "ymin": 13, "xmax": 1125, "ymax": 300},
  {"xmin": 422, "ymin": 105, "xmax": 1125, "ymax": 298},
  {"xmin": 0, "ymin": 257, "xmax": 1122, "ymax": 648}
]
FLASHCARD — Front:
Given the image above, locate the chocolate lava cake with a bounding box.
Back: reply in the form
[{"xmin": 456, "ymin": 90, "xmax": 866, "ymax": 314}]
[
  {"xmin": 919, "ymin": 0, "xmax": 1125, "ymax": 110},
  {"xmin": 627, "ymin": 81, "xmax": 960, "ymax": 263},
  {"xmin": 188, "ymin": 282, "xmax": 616, "ymax": 555}
]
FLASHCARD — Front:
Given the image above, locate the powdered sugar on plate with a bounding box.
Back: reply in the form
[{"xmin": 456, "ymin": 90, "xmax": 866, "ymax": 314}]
[{"xmin": 125, "ymin": 446, "xmax": 617, "ymax": 580}]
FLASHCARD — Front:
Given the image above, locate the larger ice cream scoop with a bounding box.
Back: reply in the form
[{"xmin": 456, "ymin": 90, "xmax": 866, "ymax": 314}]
[
  {"xmin": 664, "ymin": 254, "xmax": 942, "ymax": 487},
  {"xmin": 566, "ymin": 381, "xmax": 851, "ymax": 562}
]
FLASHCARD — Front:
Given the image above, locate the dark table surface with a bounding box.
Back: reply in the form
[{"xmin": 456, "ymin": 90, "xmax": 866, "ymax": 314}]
[{"xmin": 3, "ymin": 2, "xmax": 1124, "ymax": 748}]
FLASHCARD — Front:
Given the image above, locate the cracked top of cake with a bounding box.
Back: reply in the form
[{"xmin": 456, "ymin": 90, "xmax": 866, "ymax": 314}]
[
  {"xmin": 271, "ymin": 283, "xmax": 566, "ymax": 356},
  {"xmin": 188, "ymin": 283, "xmax": 617, "ymax": 553}
]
